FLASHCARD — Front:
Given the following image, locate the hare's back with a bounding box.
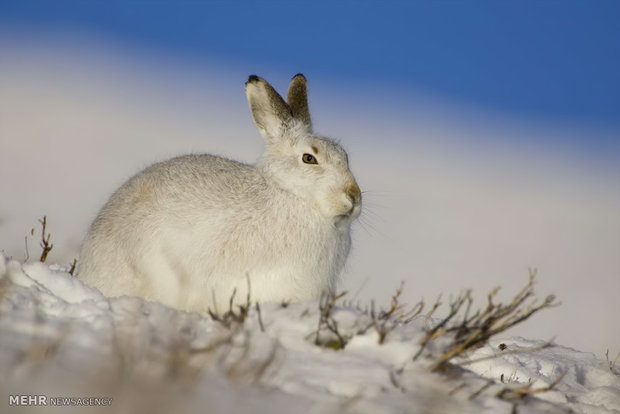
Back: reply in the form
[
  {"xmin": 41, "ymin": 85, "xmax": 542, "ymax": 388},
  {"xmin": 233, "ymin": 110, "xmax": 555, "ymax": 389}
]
[
  {"xmin": 91, "ymin": 154, "xmax": 261, "ymax": 232},
  {"xmin": 129, "ymin": 154, "xmax": 262, "ymax": 206}
]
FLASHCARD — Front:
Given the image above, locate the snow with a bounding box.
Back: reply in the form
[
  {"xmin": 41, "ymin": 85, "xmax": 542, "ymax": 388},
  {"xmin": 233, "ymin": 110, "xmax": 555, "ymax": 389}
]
[{"xmin": 1, "ymin": 254, "xmax": 618, "ymax": 413}]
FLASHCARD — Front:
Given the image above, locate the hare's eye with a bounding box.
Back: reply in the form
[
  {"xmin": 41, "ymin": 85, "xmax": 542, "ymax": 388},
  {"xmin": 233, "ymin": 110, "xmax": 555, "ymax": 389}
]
[{"xmin": 302, "ymin": 153, "xmax": 318, "ymax": 165}]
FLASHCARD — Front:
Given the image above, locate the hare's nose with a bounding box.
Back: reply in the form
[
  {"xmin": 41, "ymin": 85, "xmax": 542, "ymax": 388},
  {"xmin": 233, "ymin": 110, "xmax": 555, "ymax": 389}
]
[{"xmin": 346, "ymin": 182, "xmax": 361, "ymax": 206}]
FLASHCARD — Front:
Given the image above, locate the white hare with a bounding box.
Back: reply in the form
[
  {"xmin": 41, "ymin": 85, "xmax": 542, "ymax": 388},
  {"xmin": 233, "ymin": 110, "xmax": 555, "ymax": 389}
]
[{"xmin": 79, "ymin": 74, "xmax": 361, "ymax": 313}]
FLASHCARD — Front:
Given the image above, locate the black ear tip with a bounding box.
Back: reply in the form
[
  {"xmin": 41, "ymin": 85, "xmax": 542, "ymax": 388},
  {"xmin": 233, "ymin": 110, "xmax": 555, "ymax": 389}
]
[
  {"xmin": 292, "ymin": 73, "xmax": 306, "ymax": 81},
  {"xmin": 246, "ymin": 74, "xmax": 260, "ymax": 84}
]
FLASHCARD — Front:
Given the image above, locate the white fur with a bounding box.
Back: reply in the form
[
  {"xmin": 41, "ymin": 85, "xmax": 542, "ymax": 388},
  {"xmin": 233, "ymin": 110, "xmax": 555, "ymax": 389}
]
[{"xmin": 79, "ymin": 75, "xmax": 361, "ymax": 313}]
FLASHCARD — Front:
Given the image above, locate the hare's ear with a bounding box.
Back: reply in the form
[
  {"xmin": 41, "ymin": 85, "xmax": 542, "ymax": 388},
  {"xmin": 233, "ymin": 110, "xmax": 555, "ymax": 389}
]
[
  {"xmin": 286, "ymin": 73, "xmax": 312, "ymax": 131},
  {"xmin": 245, "ymin": 75, "xmax": 293, "ymax": 142}
]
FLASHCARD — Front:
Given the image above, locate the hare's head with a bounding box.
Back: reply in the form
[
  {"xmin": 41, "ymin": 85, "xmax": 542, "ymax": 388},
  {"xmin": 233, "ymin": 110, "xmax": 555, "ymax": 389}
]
[{"xmin": 246, "ymin": 74, "xmax": 361, "ymax": 228}]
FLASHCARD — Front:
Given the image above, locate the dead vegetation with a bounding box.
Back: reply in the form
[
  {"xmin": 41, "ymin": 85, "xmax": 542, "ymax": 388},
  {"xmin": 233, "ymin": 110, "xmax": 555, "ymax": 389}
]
[
  {"xmin": 6, "ymin": 224, "xmax": 566, "ymax": 409},
  {"xmin": 606, "ymin": 349, "xmax": 619, "ymax": 373},
  {"xmin": 37, "ymin": 216, "xmax": 53, "ymax": 262},
  {"xmin": 208, "ymin": 286, "xmax": 252, "ymax": 329},
  {"xmin": 310, "ymin": 270, "xmax": 558, "ymax": 376},
  {"xmin": 67, "ymin": 258, "xmax": 78, "ymax": 276},
  {"xmin": 22, "ymin": 215, "xmax": 79, "ymax": 274},
  {"xmin": 496, "ymin": 370, "xmax": 567, "ymax": 402},
  {"xmin": 307, "ymin": 271, "xmax": 562, "ymax": 410},
  {"xmin": 313, "ymin": 283, "xmax": 425, "ymax": 350},
  {"xmin": 367, "ymin": 282, "xmax": 424, "ymax": 344},
  {"xmin": 413, "ymin": 270, "xmax": 560, "ymax": 371},
  {"xmin": 314, "ymin": 291, "xmax": 348, "ymax": 349},
  {"xmin": 198, "ymin": 277, "xmax": 279, "ymax": 383}
]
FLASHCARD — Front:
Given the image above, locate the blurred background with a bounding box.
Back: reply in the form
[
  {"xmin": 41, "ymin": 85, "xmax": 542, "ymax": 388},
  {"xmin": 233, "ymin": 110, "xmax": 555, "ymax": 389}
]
[{"xmin": 1, "ymin": 1, "xmax": 618, "ymax": 354}]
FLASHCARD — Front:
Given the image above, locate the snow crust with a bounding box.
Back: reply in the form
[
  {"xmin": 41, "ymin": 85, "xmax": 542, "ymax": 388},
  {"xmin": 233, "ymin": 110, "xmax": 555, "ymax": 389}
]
[{"xmin": 1, "ymin": 254, "xmax": 618, "ymax": 413}]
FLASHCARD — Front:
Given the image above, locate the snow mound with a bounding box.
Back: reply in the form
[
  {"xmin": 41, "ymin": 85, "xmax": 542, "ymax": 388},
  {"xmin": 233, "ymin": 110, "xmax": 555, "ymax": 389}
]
[{"xmin": 1, "ymin": 254, "xmax": 618, "ymax": 413}]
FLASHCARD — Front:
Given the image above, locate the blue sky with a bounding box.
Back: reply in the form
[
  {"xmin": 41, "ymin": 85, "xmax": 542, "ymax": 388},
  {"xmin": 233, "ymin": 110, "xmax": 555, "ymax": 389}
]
[{"xmin": 2, "ymin": 0, "xmax": 620, "ymax": 129}]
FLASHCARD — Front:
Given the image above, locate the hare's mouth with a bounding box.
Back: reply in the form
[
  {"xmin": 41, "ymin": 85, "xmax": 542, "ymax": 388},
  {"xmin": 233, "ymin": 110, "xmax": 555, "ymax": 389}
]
[
  {"xmin": 334, "ymin": 214, "xmax": 350, "ymax": 229},
  {"xmin": 334, "ymin": 204, "xmax": 361, "ymax": 228}
]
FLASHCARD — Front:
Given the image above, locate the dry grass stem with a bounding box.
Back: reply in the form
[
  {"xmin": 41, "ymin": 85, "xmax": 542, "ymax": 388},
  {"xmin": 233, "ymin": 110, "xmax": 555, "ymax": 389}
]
[
  {"xmin": 496, "ymin": 370, "xmax": 567, "ymax": 401},
  {"xmin": 606, "ymin": 349, "xmax": 619, "ymax": 372},
  {"xmin": 68, "ymin": 258, "xmax": 78, "ymax": 276},
  {"xmin": 414, "ymin": 271, "xmax": 559, "ymax": 371},
  {"xmin": 255, "ymin": 303, "xmax": 265, "ymax": 332},
  {"xmin": 367, "ymin": 282, "xmax": 424, "ymax": 344},
  {"xmin": 24, "ymin": 235, "xmax": 30, "ymax": 262},
  {"xmin": 38, "ymin": 216, "xmax": 53, "ymax": 262},
  {"xmin": 468, "ymin": 379, "xmax": 494, "ymax": 400},
  {"xmin": 208, "ymin": 275, "xmax": 253, "ymax": 328},
  {"xmin": 314, "ymin": 291, "xmax": 348, "ymax": 349}
]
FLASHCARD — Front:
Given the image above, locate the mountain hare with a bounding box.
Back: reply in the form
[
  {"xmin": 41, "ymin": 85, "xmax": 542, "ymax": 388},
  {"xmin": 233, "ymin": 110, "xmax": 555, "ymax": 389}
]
[{"xmin": 79, "ymin": 74, "xmax": 361, "ymax": 313}]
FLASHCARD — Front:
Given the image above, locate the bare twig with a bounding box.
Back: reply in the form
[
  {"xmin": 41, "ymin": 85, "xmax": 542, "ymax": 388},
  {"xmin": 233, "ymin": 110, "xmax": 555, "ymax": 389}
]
[
  {"xmin": 422, "ymin": 294, "xmax": 443, "ymax": 327},
  {"xmin": 208, "ymin": 276, "xmax": 253, "ymax": 329},
  {"xmin": 606, "ymin": 349, "xmax": 619, "ymax": 372},
  {"xmin": 38, "ymin": 216, "xmax": 53, "ymax": 262},
  {"xmin": 314, "ymin": 291, "xmax": 348, "ymax": 349},
  {"xmin": 366, "ymin": 282, "xmax": 424, "ymax": 344},
  {"xmin": 469, "ymin": 379, "xmax": 494, "ymax": 400},
  {"xmin": 68, "ymin": 258, "xmax": 78, "ymax": 276},
  {"xmin": 413, "ymin": 271, "xmax": 559, "ymax": 371},
  {"xmin": 389, "ymin": 369, "xmax": 406, "ymax": 392},
  {"xmin": 448, "ymin": 382, "xmax": 466, "ymax": 396},
  {"xmin": 24, "ymin": 234, "xmax": 30, "ymax": 262},
  {"xmin": 414, "ymin": 293, "xmax": 466, "ymax": 361},
  {"xmin": 496, "ymin": 370, "xmax": 567, "ymax": 401},
  {"xmin": 256, "ymin": 303, "xmax": 265, "ymax": 332}
]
